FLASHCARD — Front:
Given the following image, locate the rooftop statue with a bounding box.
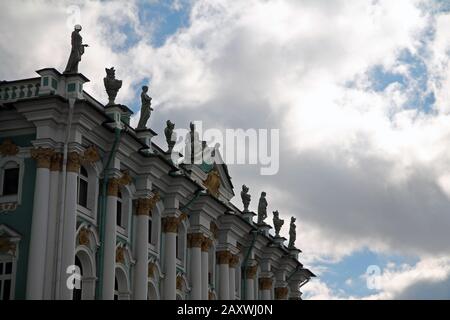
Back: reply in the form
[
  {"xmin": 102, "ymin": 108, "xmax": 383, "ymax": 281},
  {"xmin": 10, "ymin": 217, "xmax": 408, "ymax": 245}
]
[
  {"xmin": 241, "ymin": 185, "xmax": 251, "ymax": 212},
  {"xmin": 64, "ymin": 25, "xmax": 88, "ymax": 74},
  {"xmin": 137, "ymin": 85, "xmax": 153, "ymax": 129},
  {"xmin": 104, "ymin": 67, "xmax": 122, "ymax": 106},
  {"xmin": 257, "ymin": 191, "xmax": 268, "ymax": 224},
  {"xmin": 185, "ymin": 122, "xmax": 201, "ymax": 164},
  {"xmin": 288, "ymin": 217, "xmax": 297, "ymax": 248},
  {"xmin": 273, "ymin": 210, "xmax": 284, "ymax": 238},
  {"xmin": 164, "ymin": 120, "xmax": 176, "ymax": 153}
]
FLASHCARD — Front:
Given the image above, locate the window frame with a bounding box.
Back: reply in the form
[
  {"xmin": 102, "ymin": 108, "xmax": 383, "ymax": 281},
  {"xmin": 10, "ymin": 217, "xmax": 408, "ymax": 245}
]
[{"xmin": 0, "ymin": 157, "xmax": 24, "ymax": 205}]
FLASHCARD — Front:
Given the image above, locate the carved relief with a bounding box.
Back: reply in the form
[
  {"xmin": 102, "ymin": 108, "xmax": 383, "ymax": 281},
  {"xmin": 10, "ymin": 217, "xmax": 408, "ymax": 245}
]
[
  {"xmin": 116, "ymin": 246, "xmax": 125, "ymax": 264},
  {"xmin": 0, "ymin": 138, "xmax": 19, "ymax": 157},
  {"xmin": 78, "ymin": 227, "xmax": 90, "ymax": 246},
  {"xmin": 176, "ymin": 275, "xmax": 183, "ymax": 290},
  {"xmin": 0, "ymin": 236, "xmax": 16, "ymax": 255},
  {"xmin": 107, "ymin": 170, "xmax": 133, "ymax": 197},
  {"xmin": 82, "ymin": 145, "xmax": 100, "ymax": 164},
  {"xmin": 31, "ymin": 147, "xmax": 54, "ymax": 169},
  {"xmin": 0, "ymin": 203, "xmax": 18, "ymax": 213}
]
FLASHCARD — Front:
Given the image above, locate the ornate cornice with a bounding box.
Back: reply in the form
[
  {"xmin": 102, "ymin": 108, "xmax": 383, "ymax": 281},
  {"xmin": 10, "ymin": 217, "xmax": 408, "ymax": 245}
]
[
  {"xmin": 0, "ymin": 138, "xmax": 19, "ymax": 157},
  {"xmin": 275, "ymin": 287, "xmax": 289, "ymax": 300},
  {"xmin": 259, "ymin": 277, "xmax": 273, "ymax": 290},
  {"xmin": 216, "ymin": 250, "xmax": 232, "ymax": 265},
  {"xmin": 31, "ymin": 147, "xmax": 54, "ymax": 169}
]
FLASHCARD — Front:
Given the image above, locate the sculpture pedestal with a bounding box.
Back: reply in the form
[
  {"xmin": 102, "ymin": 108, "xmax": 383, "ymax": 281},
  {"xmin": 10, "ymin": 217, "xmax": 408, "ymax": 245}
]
[
  {"xmin": 272, "ymin": 236, "xmax": 287, "ymax": 247},
  {"xmin": 241, "ymin": 211, "xmax": 256, "ymax": 225},
  {"xmin": 136, "ymin": 128, "xmax": 157, "ymax": 154},
  {"xmin": 288, "ymin": 247, "xmax": 301, "ymax": 260},
  {"xmin": 255, "ymin": 222, "xmax": 272, "ymax": 237}
]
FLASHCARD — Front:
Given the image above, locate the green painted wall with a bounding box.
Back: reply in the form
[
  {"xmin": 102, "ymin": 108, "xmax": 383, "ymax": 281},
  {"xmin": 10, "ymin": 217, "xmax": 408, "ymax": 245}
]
[{"xmin": 0, "ymin": 134, "xmax": 36, "ymax": 299}]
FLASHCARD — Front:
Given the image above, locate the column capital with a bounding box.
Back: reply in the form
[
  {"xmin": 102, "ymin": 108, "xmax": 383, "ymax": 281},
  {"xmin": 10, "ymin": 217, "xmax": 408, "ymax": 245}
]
[
  {"xmin": 275, "ymin": 287, "xmax": 289, "ymax": 300},
  {"xmin": 259, "ymin": 277, "xmax": 273, "ymax": 290},
  {"xmin": 162, "ymin": 216, "xmax": 181, "ymax": 233},
  {"xmin": 31, "ymin": 147, "xmax": 54, "ymax": 169},
  {"xmin": 246, "ymin": 265, "xmax": 258, "ymax": 279},
  {"xmin": 188, "ymin": 233, "xmax": 204, "ymax": 248},
  {"xmin": 107, "ymin": 170, "xmax": 133, "ymax": 197},
  {"xmin": 201, "ymin": 237, "xmax": 212, "ymax": 252},
  {"xmin": 136, "ymin": 192, "xmax": 160, "ymax": 216},
  {"xmin": 67, "ymin": 151, "xmax": 81, "ymax": 172},
  {"xmin": 216, "ymin": 250, "xmax": 232, "ymax": 265},
  {"xmin": 229, "ymin": 254, "xmax": 240, "ymax": 268},
  {"xmin": 50, "ymin": 153, "xmax": 63, "ymax": 171}
]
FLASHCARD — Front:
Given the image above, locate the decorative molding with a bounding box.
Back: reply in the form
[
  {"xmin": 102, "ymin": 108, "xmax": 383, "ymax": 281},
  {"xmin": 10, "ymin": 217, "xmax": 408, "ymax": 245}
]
[
  {"xmin": 216, "ymin": 250, "xmax": 232, "ymax": 265},
  {"xmin": 203, "ymin": 169, "xmax": 220, "ymax": 197},
  {"xmin": 0, "ymin": 138, "xmax": 19, "ymax": 157},
  {"xmin": 162, "ymin": 216, "xmax": 180, "ymax": 233},
  {"xmin": 0, "ymin": 202, "xmax": 18, "ymax": 213},
  {"xmin": 275, "ymin": 287, "xmax": 289, "ymax": 300},
  {"xmin": 31, "ymin": 147, "xmax": 54, "ymax": 169},
  {"xmin": 259, "ymin": 278, "xmax": 273, "ymax": 290},
  {"xmin": 0, "ymin": 236, "xmax": 16, "ymax": 255}
]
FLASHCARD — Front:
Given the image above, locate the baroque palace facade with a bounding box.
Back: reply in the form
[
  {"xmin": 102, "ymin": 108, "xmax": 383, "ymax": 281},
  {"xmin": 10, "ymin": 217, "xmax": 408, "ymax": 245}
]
[{"xmin": 0, "ymin": 37, "xmax": 314, "ymax": 301}]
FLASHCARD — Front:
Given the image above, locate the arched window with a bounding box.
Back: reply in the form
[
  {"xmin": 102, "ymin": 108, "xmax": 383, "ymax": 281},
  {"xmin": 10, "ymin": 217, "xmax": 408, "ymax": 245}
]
[
  {"xmin": 77, "ymin": 166, "xmax": 88, "ymax": 208},
  {"xmin": 0, "ymin": 259, "xmax": 13, "ymax": 300},
  {"xmin": 0, "ymin": 160, "xmax": 23, "ymax": 205},
  {"xmin": 116, "ymin": 190, "xmax": 123, "ymax": 227}
]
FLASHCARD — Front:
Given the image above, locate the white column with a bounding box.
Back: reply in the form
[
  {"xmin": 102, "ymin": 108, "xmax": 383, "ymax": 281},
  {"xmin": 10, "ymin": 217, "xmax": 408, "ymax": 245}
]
[
  {"xmin": 229, "ymin": 254, "xmax": 239, "ymax": 300},
  {"xmin": 201, "ymin": 239, "xmax": 210, "ymax": 300},
  {"xmin": 59, "ymin": 163, "xmax": 79, "ymax": 300},
  {"xmin": 163, "ymin": 217, "xmax": 178, "ymax": 300},
  {"xmin": 44, "ymin": 159, "xmax": 61, "ymax": 299},
  {"xmin": 101, "ymin": 179, "xmax": 118, "ymax": 300},
  {"xmin": 245, "ymin": 265, "xmax": 257, "ymax": 300},
  {"xmin": 26, "ymin": 149, "xmax": 53, "ymax": 299},
  {"xmin": 133, "ymin": 202, "xmax": 149, "ymax": 300},
  {"xmin": 217, "ymin": 251, "xmax": 230, "ymax": 300},
  {"xmin": 259, "ymin": 278, "xmax": 272, "ymax": 300},
  {"xmin": 189, "ymin": 233, "xmax": 203, "ymax": 300}
]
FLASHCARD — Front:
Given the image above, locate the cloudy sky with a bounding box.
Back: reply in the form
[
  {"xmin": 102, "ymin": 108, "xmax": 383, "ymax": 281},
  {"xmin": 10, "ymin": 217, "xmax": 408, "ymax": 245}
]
[{"xmin": 2, "ymin": 0, "xmax": 450, "ymax": 299}]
